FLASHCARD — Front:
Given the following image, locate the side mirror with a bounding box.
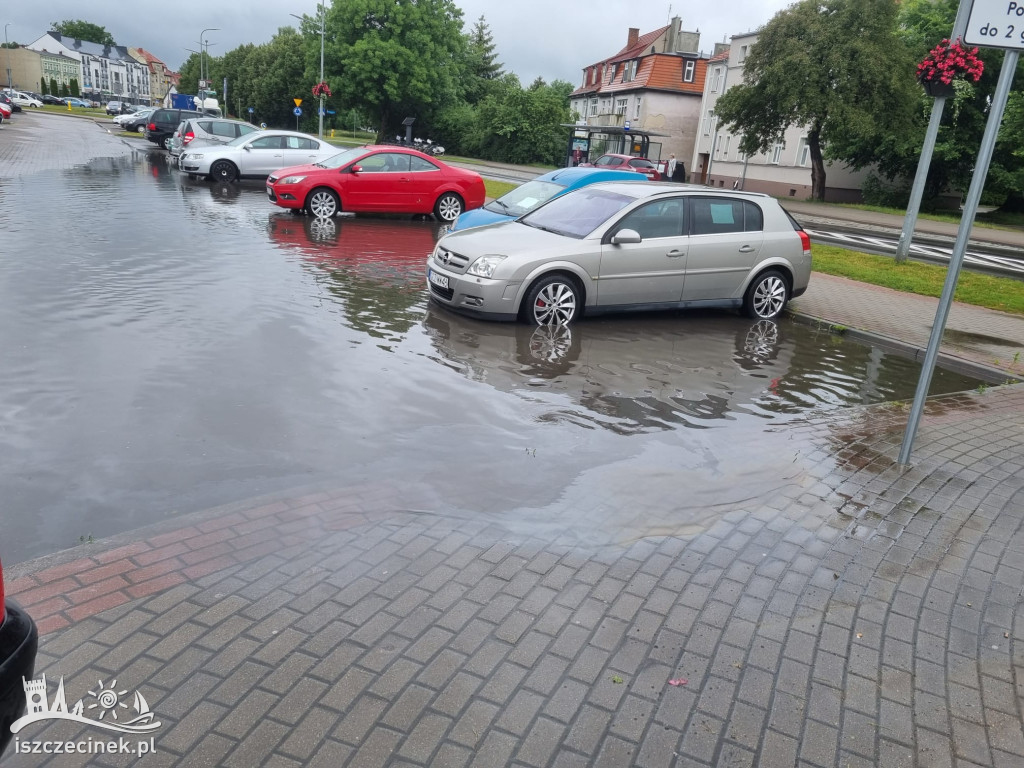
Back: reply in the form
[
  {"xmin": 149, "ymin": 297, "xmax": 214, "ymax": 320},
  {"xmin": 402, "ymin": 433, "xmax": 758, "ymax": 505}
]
[
  {"xmin": 243, "ymin": 145, "xmax": 251, "ymax": 151},
  {"xmin": 349, "ymin": 165, "xmax": 362, "ymax": 174},
  {"xmin": 611, "ymin": 228, "xmax": 642, "ymax": 245}
]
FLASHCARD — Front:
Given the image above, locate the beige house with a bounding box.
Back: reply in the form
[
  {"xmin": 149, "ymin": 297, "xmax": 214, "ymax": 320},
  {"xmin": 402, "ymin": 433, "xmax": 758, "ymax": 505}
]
[
  {"xmin": 129, "ymin": 48, "xmax": 175, "ymax": 105},
  {"xmin": 569, "ymin": 17, "xmax": 725, "ymax": 169},
  {"xmin": 691, "ymin": 32, "xmax": 868, "ymax": 202},
  {"xmin": 2, "ymin": 47, "xmax": 48, "ymax": 93},
  {"xmin": 27, "ymin": 32, "xmax": 151, "ymax": 105}
]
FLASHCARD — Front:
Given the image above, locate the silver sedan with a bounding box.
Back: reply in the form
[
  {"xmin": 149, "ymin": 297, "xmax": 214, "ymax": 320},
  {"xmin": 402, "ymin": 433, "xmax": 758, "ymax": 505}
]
[
  {"xmin": 179, "ymin": 130, "xmax": 338, "ymax": 182},
  {"xmin": 426, "ymin": 182, "xmax": 812, "ymax": 325}
]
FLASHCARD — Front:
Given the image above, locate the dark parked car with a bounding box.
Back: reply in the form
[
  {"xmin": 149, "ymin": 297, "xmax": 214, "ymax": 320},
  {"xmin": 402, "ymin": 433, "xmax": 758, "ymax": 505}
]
[
  {"xmin": 0, "ymin": 556, "xmax": 38, "ymax": 758},
  {"xmin": 41, "ymin": 94, "xmax": 64, "ymax": 105},
  {"xmin": 144, "ymin": 108, "xmax": 207, "ymax": 148}
]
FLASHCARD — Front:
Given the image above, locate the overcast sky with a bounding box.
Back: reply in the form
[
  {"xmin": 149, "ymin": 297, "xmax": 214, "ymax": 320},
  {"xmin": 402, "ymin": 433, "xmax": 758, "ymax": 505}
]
[{"xmin": 8, "ymin": 0, "xmax": 793, "ymax": 86}]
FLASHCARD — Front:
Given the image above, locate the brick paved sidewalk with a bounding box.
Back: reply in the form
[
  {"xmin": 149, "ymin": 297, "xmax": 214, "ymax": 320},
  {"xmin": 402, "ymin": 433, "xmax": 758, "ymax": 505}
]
[{"xmin": 7, "ymin": 386, "xmax": 1024, "ymax": 767}]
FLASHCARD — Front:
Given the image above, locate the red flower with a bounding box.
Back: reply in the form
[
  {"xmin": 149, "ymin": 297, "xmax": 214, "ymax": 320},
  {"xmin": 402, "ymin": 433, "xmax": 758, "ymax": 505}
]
[
  {"xmin": 917, "ymin": 38, "xmax": 984, "ymax": 85},
  {"xmin": 312, "ymin": 81, "xmax": 332, "ymax": 98}
]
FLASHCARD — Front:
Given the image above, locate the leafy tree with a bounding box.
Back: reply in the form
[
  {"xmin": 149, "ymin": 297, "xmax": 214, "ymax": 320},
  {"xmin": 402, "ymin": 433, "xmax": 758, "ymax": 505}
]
[
  {"xmin": 472, "ymin": 75, "xmax": 572, "ymax": 165},
  {"xmin": 68, "ymin": 78, "xmax": 80, "ymax": 97},
  {"xmin": 51, "ymin": 20, "xmax": 115, "ymax": 46},
  {"xmin": 327, "ymin": 0, "xmax": 467, "ymax": 140},
  {"xmin": 714, "ymin": 0, "xmax": 917, "ymax": 200},
  {"xmin": 0, "ymin": 42, "xmax": 19, "ymax": 49},
  {"xmin": 237, "ymin": 29, "xmax": 306, "ymax": 128}
]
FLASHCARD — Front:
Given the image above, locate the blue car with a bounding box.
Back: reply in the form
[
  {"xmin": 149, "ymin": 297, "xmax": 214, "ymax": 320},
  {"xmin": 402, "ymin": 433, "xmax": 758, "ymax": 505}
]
[{"xmin": 447, "ymin": 167, "xmax": 647, "ymax": 233}]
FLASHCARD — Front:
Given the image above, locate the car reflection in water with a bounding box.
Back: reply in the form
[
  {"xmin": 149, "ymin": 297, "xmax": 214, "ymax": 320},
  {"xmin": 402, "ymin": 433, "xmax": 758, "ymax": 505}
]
[
  {"xmin": 421, "ymin": 307, "xmax": 982, "ymax": 434},
  {"xmin": 267, "ymin": 213, "xmax": 444, "ymax": 342},
  {"xmin": 422, "ymin": 307, "xmax": 798, "ymax": 433}
]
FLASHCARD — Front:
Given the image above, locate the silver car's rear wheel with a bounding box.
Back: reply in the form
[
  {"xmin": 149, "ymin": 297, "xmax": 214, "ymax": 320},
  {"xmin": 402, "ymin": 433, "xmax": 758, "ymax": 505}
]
[
  {"xmin": 307, "ymin": 188, "xmax": 340, "ymax": 218},
  {"xmin": 523, "ymin": 274, "xmax": 581, "ymax": 326},
  {"xmin": 743, "ymin": 269, "xmax": 789, "ymax": 320}
]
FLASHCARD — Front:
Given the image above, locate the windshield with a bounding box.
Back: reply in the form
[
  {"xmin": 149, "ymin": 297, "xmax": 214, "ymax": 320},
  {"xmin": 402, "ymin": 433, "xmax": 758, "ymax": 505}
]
[
  {"xmin": 316, "ymin": 147, "xmax": 369, "ymax": 169},
  {"xmin": 485, "ymin": 180, "xmax": 564, "ymax": 217},
  {"xmin": 520, "ymin": 187, "xmax": 635, "ymax": 239}
]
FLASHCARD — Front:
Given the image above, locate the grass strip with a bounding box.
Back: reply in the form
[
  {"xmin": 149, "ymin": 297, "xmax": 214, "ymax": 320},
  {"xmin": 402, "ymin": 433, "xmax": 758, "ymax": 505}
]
[{"xmin": 812, "ymin": 244, "xmax": 1024, "ymax": 315}]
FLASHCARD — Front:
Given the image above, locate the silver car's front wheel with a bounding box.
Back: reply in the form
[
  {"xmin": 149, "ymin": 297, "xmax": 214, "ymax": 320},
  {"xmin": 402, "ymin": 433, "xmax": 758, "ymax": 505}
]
[
  {"xmin": 307, "ymin": 188, "xmax": 340, "ymax": 218},
  {"xmin": 743, "ymin": 270, "xmax": 789, "ymax": 320},
  {"xmin": 524, "ymin": 275, "xmax": 581, "ymax": 326}
]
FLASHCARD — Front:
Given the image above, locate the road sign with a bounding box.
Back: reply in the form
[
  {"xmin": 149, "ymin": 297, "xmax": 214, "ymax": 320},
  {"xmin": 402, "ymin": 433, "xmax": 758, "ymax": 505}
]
[
  {"xmin": 326, "ymin": 110, "xmax": 336, "ymax": 115},
  {"xmin": 966, "ymin": 0, "xmax": 1024, "ymax": 49},
  {"xmin": 319, "ymin": 107, "xmax": 325, "ymax": 116},
  {"xmin": 260, "ymin": 122, "xmax": 267, "ymax": 129},
  {"xmin": 624, "ymin": 120, "xmax": 631, "ymax": 131},
  {"xmin": 293, "ymin": 107, "xmax": 302, "ymax": 116},
  {"xmin": 293, "ymin": 98, "xmax": 303, "ymax": 107},
  {"xmin": 247, "ymin": 107, "xmax": 254, "ymax": 114}
]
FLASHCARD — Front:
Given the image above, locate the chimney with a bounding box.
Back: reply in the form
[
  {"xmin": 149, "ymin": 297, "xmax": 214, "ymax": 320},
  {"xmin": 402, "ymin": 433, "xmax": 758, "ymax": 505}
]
[{"xmin": 627, "ymin": 28, "xmax": 639, "ymax": 48}]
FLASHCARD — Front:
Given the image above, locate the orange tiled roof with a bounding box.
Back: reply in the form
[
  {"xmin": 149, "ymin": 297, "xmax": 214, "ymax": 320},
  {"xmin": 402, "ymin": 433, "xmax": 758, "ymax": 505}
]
[
  {"xmin": 571, "ymin": 54, "xmax": 706, "ymax": 98},
  {"xmin": 709, "ymin": 50, "xmax": 730, "ymax": 63},
  {"xmin": 609, "ymin": 25, "xmax": 670, "ymax": 63}
]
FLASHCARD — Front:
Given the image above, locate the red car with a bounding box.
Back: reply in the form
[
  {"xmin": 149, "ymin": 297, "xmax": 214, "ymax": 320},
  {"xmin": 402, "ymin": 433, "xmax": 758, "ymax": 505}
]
[
  {"xmin": 267, "ymin": 145, "xmax": 486, "ymax": 223},
  {"xmin": 0, "ymin": 101, "xmax": 12, "ymax": 123},
  {"xmin": 0, "ymin": 556, "xmax": 38, "ymax": 757},
  {"xmin": 582, "ymin": 153, "xmax": 662, "ymax": 181}
]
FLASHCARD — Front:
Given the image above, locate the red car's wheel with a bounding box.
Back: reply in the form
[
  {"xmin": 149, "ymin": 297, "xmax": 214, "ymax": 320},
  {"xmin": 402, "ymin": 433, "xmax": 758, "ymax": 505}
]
[{"xmin": 307, "ymin": 187, "xmax": 340, "ymax": 218}]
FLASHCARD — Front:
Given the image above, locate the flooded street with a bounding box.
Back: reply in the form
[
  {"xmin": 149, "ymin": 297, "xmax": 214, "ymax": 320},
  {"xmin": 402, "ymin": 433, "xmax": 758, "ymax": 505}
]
[{"xmin": 0, "ymin": 142, "xmax": 983, "ymax": 565}]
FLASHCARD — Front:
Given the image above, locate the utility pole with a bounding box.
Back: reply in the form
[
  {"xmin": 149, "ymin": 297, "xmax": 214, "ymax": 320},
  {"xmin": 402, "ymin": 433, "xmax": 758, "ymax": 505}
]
[{"xmin": 290, "ymin": 7, "xmax": 326, "ymax": 138}]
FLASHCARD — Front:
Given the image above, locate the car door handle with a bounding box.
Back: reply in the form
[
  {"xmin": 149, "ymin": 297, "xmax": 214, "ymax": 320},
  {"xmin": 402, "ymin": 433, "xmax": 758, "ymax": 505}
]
[
  {"xmin": 738, "ymin": 245, "xmax": 756, "ymax": 253},
  {"xmin": 665, "ymin": 250, "xmax": 685, "ymax": 258}
]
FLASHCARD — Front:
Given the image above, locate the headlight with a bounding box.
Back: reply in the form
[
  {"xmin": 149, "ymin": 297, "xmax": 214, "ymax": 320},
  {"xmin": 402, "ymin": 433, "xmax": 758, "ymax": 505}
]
[
  {"xmin": 279, "ymin": 175, "xmax": 307, "ymax": 185},
  {"xmin": 467, "ymin": 255, "xmax": 507, "ymax": 278},
  {"xmin": 188, "ymin": 154, "xmax": 203, "ymax": 160}
]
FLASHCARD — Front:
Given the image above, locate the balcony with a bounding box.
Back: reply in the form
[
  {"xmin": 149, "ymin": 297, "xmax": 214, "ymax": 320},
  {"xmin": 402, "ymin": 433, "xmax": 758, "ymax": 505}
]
[{"xmin": 587, "ymin": 113, "xmax": 626, "ymax": 128}]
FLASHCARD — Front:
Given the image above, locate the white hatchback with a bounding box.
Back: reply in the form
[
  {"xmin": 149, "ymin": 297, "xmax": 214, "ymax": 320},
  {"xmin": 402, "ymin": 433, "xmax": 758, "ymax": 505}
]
[{"xmin": 179, "ymin": 130, "xmax": 338, "ymax": 182}]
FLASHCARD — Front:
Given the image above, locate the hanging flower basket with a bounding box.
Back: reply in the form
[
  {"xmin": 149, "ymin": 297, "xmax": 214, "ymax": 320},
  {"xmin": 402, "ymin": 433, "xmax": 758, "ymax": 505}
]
[
  {"xmin": 312, "ymin": 81, "xmax": 332, "ymax": 98},
  {"xmin": 916, "ymin": 38, "xmax": 983, "ymax": 98}
]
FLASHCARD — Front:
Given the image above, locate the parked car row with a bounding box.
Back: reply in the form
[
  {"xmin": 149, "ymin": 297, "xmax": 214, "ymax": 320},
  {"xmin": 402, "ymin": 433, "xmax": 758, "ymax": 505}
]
[{"xmin": 1, "ymin": 89, "xmax": 42, "ymax": 108}]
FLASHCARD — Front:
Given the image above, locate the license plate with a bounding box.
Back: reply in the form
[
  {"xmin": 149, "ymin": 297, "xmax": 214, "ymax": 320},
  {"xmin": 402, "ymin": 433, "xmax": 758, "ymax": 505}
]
[{"xmin": 428, "ymin": 269, "xmax": 449, "ymax": 290}]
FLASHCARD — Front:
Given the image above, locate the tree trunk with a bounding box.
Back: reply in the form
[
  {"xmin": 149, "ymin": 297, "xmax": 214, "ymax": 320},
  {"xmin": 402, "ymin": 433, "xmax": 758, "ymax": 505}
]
[{"xmin": 808, "ymin": 123, "xmax": 826, "ymax": 201}]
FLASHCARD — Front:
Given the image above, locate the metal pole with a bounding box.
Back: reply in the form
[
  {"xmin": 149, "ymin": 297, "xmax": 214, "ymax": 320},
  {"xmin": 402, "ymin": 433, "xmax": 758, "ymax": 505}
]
[
  {"xmin": 5, "ymin": 23, "xmax": 12, "ymax": 90},
  {"xmin": 318, "ymin": 3, "xmax": 325, "ymax": 139},
  {"xmin": 894, "ymin": 2, "xmax": 970, "ymax": 262},
  {"xmin": 898, "ymin": 49, "xmax": 1019, "ymax": 465},
  {"xmin": 200, "ymin": 28, "xmax": 218, "ymax": 103}
]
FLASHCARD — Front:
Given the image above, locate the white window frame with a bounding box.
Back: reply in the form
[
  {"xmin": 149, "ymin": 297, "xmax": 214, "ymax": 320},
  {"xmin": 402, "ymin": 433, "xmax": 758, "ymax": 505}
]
[
  {"xmin": 589, "ymin": 99, "xmax": 598, "ymax": 117},
  {"xmin": 683, "ymin": 60, "xmax": 695, "ymax": 83},
  {"xmin": 723, "ymin": 135, "xmax": 731, "ymax": 160},
  {"xmin": 798, "ymin": 137, "xmax": 810, "ymax": 167},
  {"xmin": 711, "ymin": 66, "xmax": 723, "ymax": 92},
  {"xmin": 634, "ymin": 96, "xmax": 642, "ymax": 119},
  {"xmin": 771, "ymin": 141, "xmax": 785, "ymax": 165},
  {"xmin": 739, "ymin": 45, "xmax": 748, "ymax": 62},
  {"xmin": 615, "ymin": 98, "xmax": 627, "ymax": 115},
  {"xmin": 702, "ymin": 109, "xmax": 714, "ymax": 136}
]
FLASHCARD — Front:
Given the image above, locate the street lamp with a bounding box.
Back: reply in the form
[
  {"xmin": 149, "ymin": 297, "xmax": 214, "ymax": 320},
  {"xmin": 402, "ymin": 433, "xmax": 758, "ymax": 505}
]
[
  {"xmin": 4, "ymin": 23, "xmax": 12, "ymax": 90},
  {"xmin": 290, "ymin": 6, "xmax": 325, "ymax": 138},
  {"xmin": 199, "ymin": 27, "xmax": 219, "ymax": 98}
]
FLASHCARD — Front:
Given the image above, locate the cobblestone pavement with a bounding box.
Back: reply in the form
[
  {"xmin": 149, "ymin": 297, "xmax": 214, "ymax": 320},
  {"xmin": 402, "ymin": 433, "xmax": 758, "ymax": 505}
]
[
  {"xmin": 7, "ymin": 385, "xmax": 1024, "ymax": 767},
  {"xmin": 6, "ymin": 115, "xmax": 1024, "ymax": 767},
  {"xmin": 0, "ymin": 111, "xmax": 135, "ymax": 177}
]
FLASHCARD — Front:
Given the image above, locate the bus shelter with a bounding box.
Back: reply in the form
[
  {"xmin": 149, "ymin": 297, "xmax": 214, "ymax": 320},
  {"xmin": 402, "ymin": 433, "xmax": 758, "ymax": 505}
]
[{"xmin": 561, "ymin": 124, "xmax": 671, "ymax": 168}]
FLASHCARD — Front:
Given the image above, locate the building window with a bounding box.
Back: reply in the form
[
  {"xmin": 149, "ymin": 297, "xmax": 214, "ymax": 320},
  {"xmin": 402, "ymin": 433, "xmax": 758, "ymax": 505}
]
[
  {"xmin": 634, "ymin": 96, "xmax": 642, "ymax": 119},
  {"xmin": 616, "ymin": 98, "xmax": 627, "ymax": 115},
  {"xmin": 771, "ymin": 142, "xmax": 785, "ymax": 164},
  {"xmin": 711, "ymin": 66, "xmax": 723, "ymax": 92},
  {"xmin": 798, "ymin": 137, "xmax": 810, "ymax": 167},
  {"xmin": 589, "ymin": 99, "xmax": 598, "ymax": 116},
  {"xmin": 739, "ymin": 45, "xmax": 748, "ymax": 62},
  {"xmin": 723, "ymin": 135, "xmax": 731, "ymax": 160},
  {"xmin": 683, "ymin": 60, "xmax": 695, "ymax": 83},
  {"xmin": 702, "ymin": 110, "xmax": 714, "ymax": 136}
]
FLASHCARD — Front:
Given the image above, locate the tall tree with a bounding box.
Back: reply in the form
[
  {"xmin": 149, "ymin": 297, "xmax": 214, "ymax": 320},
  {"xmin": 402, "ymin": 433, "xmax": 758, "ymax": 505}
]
[
  {"xmin": 50, "ymin": 20, "xmax": 115, "ymax": 46},
  {"xmin": 714, "ymin": 0, "xmax": 917, "ymax": 200},
  {"xmin": 327, "ymin": 0, "xmax": 467, "ymax": 140},
  {"xmin": 463, "ymin": 15, "xmax": 503, "ymax": 103}
]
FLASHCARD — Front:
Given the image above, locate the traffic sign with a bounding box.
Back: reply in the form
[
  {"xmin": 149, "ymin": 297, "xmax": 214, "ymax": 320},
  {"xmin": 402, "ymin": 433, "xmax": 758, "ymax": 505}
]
[
  {"xmin": 260, "ymin": 122, "xmax": 267, "ymax": 129},
  {"xmin": 319, "ymin": 107, "xmax": 325, "ymax": 116},
  {"xmin": 326, "ymin": 110, "xmax": 336, "ymax": 115},
  {"xmin": 293, "ymin": 106, "xmax": 302, "ymax": 116},
  {"xmin": 293, "ymin": 98, "xmax": 303, "ymax": 107},
  {"xmin": 966, "ymin": 0, "xmax": 1024, "ymax": 49},
  {"xmin": 247, "ymin": 107, "xmax": 254, "ymax": 114},
  {"xmin": 624, "ymin": 120, "xmax": 631, "ymax": 131}
]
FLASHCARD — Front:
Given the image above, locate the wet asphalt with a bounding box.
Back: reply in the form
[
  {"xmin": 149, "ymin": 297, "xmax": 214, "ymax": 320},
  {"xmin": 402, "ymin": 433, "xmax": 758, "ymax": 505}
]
[{"xmin": 0, "ymin": 113, "xmax": 983, "ymax": 565}]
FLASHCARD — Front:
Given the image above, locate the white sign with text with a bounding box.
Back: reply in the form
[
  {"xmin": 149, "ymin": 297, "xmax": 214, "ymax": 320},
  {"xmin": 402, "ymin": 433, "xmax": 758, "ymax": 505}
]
[{"xmin": 966, "ymin": 0, "xmax": 1024, "ymax": 49}]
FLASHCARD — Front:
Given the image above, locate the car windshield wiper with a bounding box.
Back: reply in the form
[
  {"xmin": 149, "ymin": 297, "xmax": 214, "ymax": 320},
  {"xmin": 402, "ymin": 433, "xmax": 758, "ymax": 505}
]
[
  {"xmin": 312, "ymin": 162, "xmax": 327, "ymax": 168},
  {"xmin": 489, "ymin": 198, "xmax": 512, "ymax": 214}
]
